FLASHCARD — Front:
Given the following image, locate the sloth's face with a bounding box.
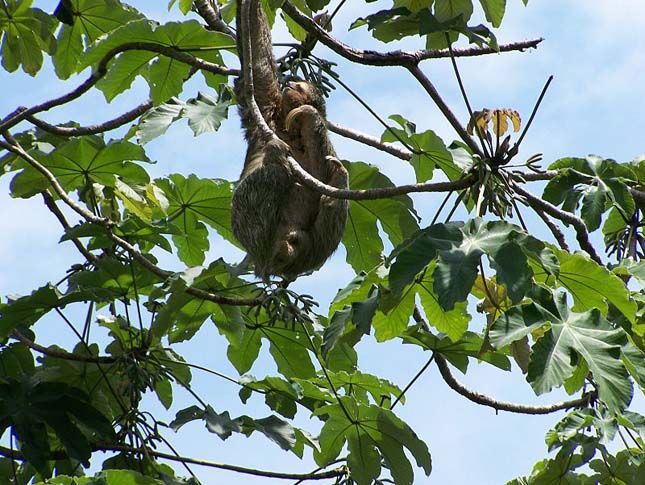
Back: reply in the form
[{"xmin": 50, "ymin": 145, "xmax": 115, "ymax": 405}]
[{"xmin": 281, "ymin": 81, "xmax": 325, "ymax": 115}]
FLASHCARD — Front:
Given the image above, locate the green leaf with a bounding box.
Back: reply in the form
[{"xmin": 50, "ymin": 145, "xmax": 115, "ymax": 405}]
[
  {"xmin": 80, "ymin": 19, "xmax": 233, "ymax": 104},
  {"xmin": 241, "ymin": 415, "xmax": 297, "ymax": 451},
  {"xmin": 10, "ymin": 137, "xmax": 150, "ymax": 198},
  {"xmin": 0, "ymin": 285, "xmax": 95, "ymax": 338},
  {"xmin": 542, "ymin": 250, "xmax": 636, "ymax": 324},
  {"xmin": 314, "ymin": 398, "xmax": 431, "ymax": 484},
  {"xmin": 136, "ymin": 99, "xmax": 184, "ymax": 144},
  {"xmin": 382, "ymin": 117, "xmax": 459, "ymax": 181},
  {"xmin": 517, "ymin": 294, "xmax": 632, "ymax": 412},
  {"xmin": 228, "ymin": 328, "xmax": 263, "ymax": 374},
  {"xmin": 155, "ymin": 174, "xmax": 237, "ymax": 264},
  {"xmin": 417, "ymin": 263, "xmax": 471, "ymax": 341},
  {"xmin": 478, "ymin": 0, "xmax": 506, "ymax": 27},
  {"xmin": 0, "ymin": 1, "xmax": 56, "ymax": 75},
  {"xmin": 52, "ymin": 0, "xmax": 143, "ymax": 79},
  {"xmin": 263, "ymin": 326, "xmax": 316, "ymax": 379},
  {"xmin": 433, "ymin": 248, "xmax": 480, "ymax": 310},
  {"xmin": 342, "ymin": 162, "xmax": 419, "ymax": 272},
  {"xmin": 204, "ymin": 406, "xmax": 242, "ymax": 439},
  {"xmin": 389, "ymin": 223, "xmax": 463, "ymax": 295},
  {"xmin": 402, "ymin": 327, "xmax": 510, "ymax": 372},
  {"xmin": 183, "ymin": 91, "xmax": 232, "ymax": 136}
]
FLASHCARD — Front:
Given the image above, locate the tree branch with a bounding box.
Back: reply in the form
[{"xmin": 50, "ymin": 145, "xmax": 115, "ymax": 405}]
[
  {"xmin": 281, "ymin": 2, "xmax": 542, "ymax": 66},
  {"xmin": 12, "ymin": 330, "xmax": 115, "ymax": 364},
  {"xmin": 41, "ymin": 191, "xmax": 100, "ymax": 265},
  {"xmin": 410, "ymin": 308, "xmax": 594, "ymax": 414},
  {"xmin": 0, "ymin": 443, "xmax": 345, "ymax": 481},
  {"xmin": 27, "ymin": 100, "xmax": 154, "ymax": 136},
  {"xmin": 512, "ymin": 182, "xmax": 602, "ymax": 264},
  {"xmin": 434, "ymin": 353, "xmax": 595, "ymax": 414},
  {"xmin": 327, "ymin": 121, "xmax": 411, "ymax": 160},
  {"xmin": 406, "ymin": 65, "xmax": 483, "ymax": 157},
  {"xmin": 288, "ymin": 157, "xmax": 476, "ymax": 199},
  {"xmin": 0, "ymin": 42, "xmax": 236, "ymax": 133}
]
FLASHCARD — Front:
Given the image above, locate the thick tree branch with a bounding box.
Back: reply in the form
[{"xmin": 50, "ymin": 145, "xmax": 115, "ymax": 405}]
[
  {"xmin": 281, "ymin": 2, "xmax": 542, "ymax": 66},
  {"xmin": 0, "ymin": 443, "xmax": 345, "ymax": 481},
  {"xmin": 0, "ymin": 43, "xmax": 236, "ymax": 133},
  {"xmin": 27, "ymin": 100, "xmax": 154, "ymax": 136},
  {"xmin": 512, "ymin": 182, "xmax": 602, "ymax": 264},
  {"xmin": 434, "ymin": 353, "xmax": 595, "ymax": 414}
]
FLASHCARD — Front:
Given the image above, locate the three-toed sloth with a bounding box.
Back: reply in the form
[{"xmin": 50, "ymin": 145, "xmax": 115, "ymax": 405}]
[{"xmin": 231, "ymin": 0, "xmax": 348, "ymax": 281}]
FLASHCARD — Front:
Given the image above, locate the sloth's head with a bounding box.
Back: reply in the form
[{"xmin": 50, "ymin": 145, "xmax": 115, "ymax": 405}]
[
  {"xmin": 269, "ymin": 226, "xmax": 312, "ymax": 280},
  {"xmin": 281, "ymin": 81, "xmax": 326, "ymax": 117}
]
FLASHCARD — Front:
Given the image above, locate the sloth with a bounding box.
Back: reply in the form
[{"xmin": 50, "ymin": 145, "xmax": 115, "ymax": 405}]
[{"xmin": 231, "ymin": 0, "xmax": 348, "ymax": 281}]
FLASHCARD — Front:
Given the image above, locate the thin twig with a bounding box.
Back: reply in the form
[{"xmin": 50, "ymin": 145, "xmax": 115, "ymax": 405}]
[{"xmin": 0, "ymin": 443, "xmax": 345, "ymax": 480}]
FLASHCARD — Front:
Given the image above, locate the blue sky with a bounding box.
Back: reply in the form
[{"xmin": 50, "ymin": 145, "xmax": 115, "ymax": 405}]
[{"xmin": 1, "ymin": 1, "xmax": 645, "ymax": 483}]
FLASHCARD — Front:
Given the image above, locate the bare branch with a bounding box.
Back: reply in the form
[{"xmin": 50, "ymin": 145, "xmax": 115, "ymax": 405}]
[
  {"xmin": 533, "ymin": 206, "xmax": 571, "ymax": 251},
  {"xmin": 28, "ymin": 100, "xmax": 153, "ymax": 136},
  {"xmin": 513, "ymin": 182, "xmax": 602, "ymax": 264},
  {"xmin": 193, "ymin": 0, "xmax": 236, "ymax": 36},
  {"xmin": 0, "ymin": 42, "xmax": 237, "ymax": 133},
  {"xmin": 328, "ymin": 121, "xmax": 411, "ymax": 161},
  {"xmin": 288, "ymin": 156, "xmax": 475, "ymax": 199},
  {"xmin": 281, "ymin": 2, "xmax": 542, "ymax": 66},
  {"xmin": 410, "ymin": 308, "xmax": 594, "ymax": 414},
  {"xmin": 0, "ymin": 443, "xmax": 345, "ymax": 481},
  {"xmin": 12, "ymin": 330, "xmax": 115, "ymax": 364},
  {"xmin": 407, "ymin": 65, "xmax": 483, "ymax": 157},
  {"xmin": 434, "ymin": 353, "xmax": 595, "ymax": 414}
]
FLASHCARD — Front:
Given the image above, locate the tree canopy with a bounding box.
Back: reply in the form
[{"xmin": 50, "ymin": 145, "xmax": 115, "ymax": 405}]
[{"xmin": 1, "ymin": 1, "xmax": 645, "ymax": 484}]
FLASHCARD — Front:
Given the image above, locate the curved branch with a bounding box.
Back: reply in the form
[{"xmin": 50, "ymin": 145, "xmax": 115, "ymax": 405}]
[
  {"xmin": 0, "ymin": 442, "xmax": 345, "ymax": 481},
  {"xmin": 12, "ymin": 330, "xmax": 115, "ymax": 364},
  {"xmin": 512, "ymin": 182, "xmax": 602, "ymax": 264},
  {"xmin": 281, "ymin": 2, "xmax": 542, "ymax": 66},
  {"xmin": 0, "ymin": 42, "xmax": 237, "ymax": 133},
  {"xmin": 27, "ymin": 100, "xmax": 154, "ymax": 136},
  {"xmin": 434, "ymin": 353, "xmax": 595, "ymax": 414},
  {"xmin": 288, "ymin": 157, "xmax": 476, "ymax": 199}
]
